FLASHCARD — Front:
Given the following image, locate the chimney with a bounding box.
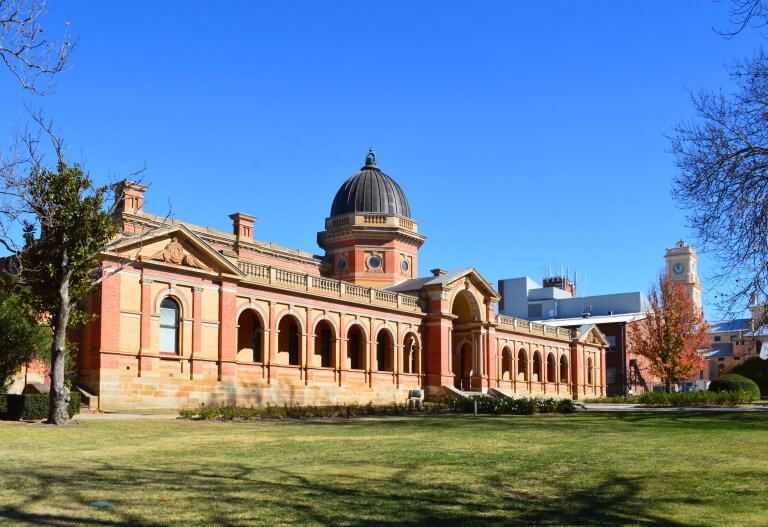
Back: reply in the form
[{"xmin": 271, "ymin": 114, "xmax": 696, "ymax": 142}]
[
  {"xmin": 230, "ymin": 212, "xmax": 256, "ymax": 240},
  {"xmin": 430, "ymin": 268, "xmax": 447, "ymax": 277},
  {"xmin": 114, "ymin": 180, "xmax": 147, "ymax": 215}
]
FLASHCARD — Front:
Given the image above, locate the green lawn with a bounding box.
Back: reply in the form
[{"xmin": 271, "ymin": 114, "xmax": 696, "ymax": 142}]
[{"xmin": 0, "ymin": 413, "xmax": 767, "ymax": 526}]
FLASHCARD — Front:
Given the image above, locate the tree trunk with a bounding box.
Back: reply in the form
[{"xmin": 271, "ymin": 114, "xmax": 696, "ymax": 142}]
[{"xmin": 47, "ymin": 271, "xmax": 73, "ymax": 425}]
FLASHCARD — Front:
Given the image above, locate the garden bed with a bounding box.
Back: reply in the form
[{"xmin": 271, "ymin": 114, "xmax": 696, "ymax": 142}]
[
  {"xmin": 637, "ymin": 390, "xmax": 757, "ymax": 408},
  {"xmin": 179, "ymin": 396, "xmax": 577, "ymax": 421}
]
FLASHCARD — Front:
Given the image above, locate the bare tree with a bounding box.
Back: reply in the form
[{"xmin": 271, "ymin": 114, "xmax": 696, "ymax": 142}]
[
  {"xmin": 0, "ymin": 0, "xmax": 73, "ymax": 94},
  {"xmin": 671, "ymin": 51, "xmax": 768, "ymax": 313},
  {"xmin": 671, "ymin": 0, "xmax": 768, "ymax": 314},
  {"xmin": 718, "ymin": 0, "xmax": 768, "ymax": 38}
]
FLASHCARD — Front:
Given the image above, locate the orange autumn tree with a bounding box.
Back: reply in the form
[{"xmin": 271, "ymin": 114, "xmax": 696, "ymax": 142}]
[{"xmin": 631, "ymin": 272, "xmax": 710, "ymax": 391}]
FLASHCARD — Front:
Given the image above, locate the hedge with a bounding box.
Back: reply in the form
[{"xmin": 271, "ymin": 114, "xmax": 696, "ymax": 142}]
[
  {"xmin": 0, "ymin": 393, "xmax": 81, "ymax": 420},
  {"xmin": 179, "ymin": 403, "xmax": 416, "ymax": 420},
  {"xmin": 708, "ymin": 374, "xmax": 761, "ymax": 399},
  {"xmin": 179, "ymin": 396, "xmax": 577, "ymax": 420},
  {"xmin": 442, "ymin": 396, "xmax": 576, "ymax": 415},
  {"xmin": 582, "ymin": 395, "xmax": 639, "ymax": 404},
  {"xmin": 638, "ymin": 390, "xmax": 757, "ymax": 407},
  {"xmin": 729, "ymin": 357, "xmax": 768, "ymax": 396}
]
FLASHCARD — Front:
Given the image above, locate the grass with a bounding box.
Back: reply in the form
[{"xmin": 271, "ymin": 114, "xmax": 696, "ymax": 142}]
[{"xmin": 0, "ymin": 413, "xmax": 767, "ymax": 526}]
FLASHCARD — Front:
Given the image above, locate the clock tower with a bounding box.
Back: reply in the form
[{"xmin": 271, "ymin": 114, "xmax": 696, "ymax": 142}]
[{"xmin": 664, "ymin": 240, "xmax": 702, "ymax": 313}]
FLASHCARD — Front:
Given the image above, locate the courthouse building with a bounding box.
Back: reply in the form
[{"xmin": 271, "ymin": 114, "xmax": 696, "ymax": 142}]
[{"xmin": 75, "ymin": 150, "xmax": 607, "ymax": 411}]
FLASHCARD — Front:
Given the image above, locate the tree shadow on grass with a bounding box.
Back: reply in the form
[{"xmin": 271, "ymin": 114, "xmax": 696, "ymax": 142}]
[
  {"xmin": 0, "ymin": 460, "xmax": 709, "ymax": 527},
  {"xmin": 586, "ymin": 410, "xmax": 768, "ymax": 432}
]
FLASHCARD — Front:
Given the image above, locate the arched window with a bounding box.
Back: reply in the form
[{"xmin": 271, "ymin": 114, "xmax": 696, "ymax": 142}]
[
  {"xmin": 347, "ymin": 325, "xmax": 365, "ymax": 370},
  {"xmin": 532, "ymin": 351, "xmax": 542, "ymax": 382},
  {"xmin": 237, "ymin": 310, "xmax": 263, "ymax": 362},
  {"xmin": 403, "ymin": 334, "xmax": 419, "ymax": 374},
  {"xmin": 546, "ymin": 352, "xmax": 556, "ymax": 383},
  {"xmin": 587, "ymin": 357, "xmax": 595, "ymax": 385},
  {"xmin": 376, "ymin": 330, "xmax": 394, "ymax": 372},
  {"xmin": 278, "ymin": 315, "xmax": 301, "ymax": 366},
  {"xmin": 559, "ymin": 355, "xmax": 569, "ymax": 383},
  {"xmin": 501, "ymin": 347, "xmax": 512, "ymax": 381},
  {"xmin": 314, "ymin": 321, "xmax": 335, "ymax": 368},
  {"xmin": 517, "ymin": 349, "xmax": 528, "ymax": 381},
  {"xmin": 159, "ymin": 297, "xmax": 180, "ymax": 354}
]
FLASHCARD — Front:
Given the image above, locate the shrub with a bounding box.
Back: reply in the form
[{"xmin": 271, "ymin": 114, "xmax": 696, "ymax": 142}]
[
  {"xmin": 178, "ymin": 403, "xmax": 412, "ymax": 421},
  {"xmin": 709, "ymin": 374, "xmax": 761, "ymax": 399},
  {"xmin": 391, "ymin": 395, "xmax": 573, "ymax": 416},
  {"xmin": 638, "ymin": 389, "xmax": 757, "ymax": 407},
  {"xmin": 730, "ymin": 357, "xmax": 768, "ymax": 396},
  {"xmin": 179, "ymin": 396, "xmax": 578, "ymax": 420},
  {"xmin": 582, "ymin": 395, "xmax": 639, "ymax": 403},
  {"xmin": 0, "ymin": 393, "xmax": 80, "ymax": 420}
]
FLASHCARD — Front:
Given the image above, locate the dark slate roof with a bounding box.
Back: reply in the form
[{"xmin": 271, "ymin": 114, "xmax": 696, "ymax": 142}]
[
  {"xmin": 702, "ymin": 342, "xmax": 735, "ymax": 357},
  {"xmin": 709, "ymin": 319, "xmax": 751, "ymax": 333},
  {"xmin": 384, "ymin": 269, "xmax": 473, "ymax": 293},
  {"xmin": 330, "ymin": 149, "xmax": 411, "ymax": 218}
]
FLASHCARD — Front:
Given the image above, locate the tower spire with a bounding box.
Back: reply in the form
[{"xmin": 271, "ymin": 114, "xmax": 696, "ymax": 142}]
[{"xmin": 364, "ymin": 146, "xmax": 377, "ymax": 168}]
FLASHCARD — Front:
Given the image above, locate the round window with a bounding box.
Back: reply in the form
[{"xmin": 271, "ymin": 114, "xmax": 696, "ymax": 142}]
[
  {"xmin": 401, "ymin": 259, "xmax": 409, "ymax": 272},
  {"xmin": 337, "ymin": 256, "xmax": 348, "ymax": 271},
  {"xmin": 368, "ymin": 255, "xmax": 382, "ymax": 269}
]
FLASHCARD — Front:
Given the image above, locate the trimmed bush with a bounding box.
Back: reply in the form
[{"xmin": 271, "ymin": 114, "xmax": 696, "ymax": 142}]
[
  {"xmin": 431, "ymin": 396, "xmax": 575, "ymax": 415},
  {"xmin": 638, "ymin": 389, "xmax": 757, "ymax": 407},
  {"xmin": 709, "ymin": 374, "xmax": 761, "ymax": 399},
  {"xmin": 179, "ymin": 396, "xmax": 577, "ymax": 420},
  {"xmin": 0, "ymin": 393, "xmax": 81, "ymax": 420},
  {"xmin": 583, "ymin": 395, "xmax": 639, "ymax": 403},
  {"xmin": 730, "ymin": 357, "xmax": 768, "ymax": 396},
  {"xmin": 179, "ymin": 403, "xmax": 417, "ymax": 421}
]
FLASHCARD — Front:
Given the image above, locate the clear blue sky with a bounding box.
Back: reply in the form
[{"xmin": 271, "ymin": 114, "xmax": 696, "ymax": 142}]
[{"xmin": 0, "ymin": 1, "xmax": 762, "ymax": 318}]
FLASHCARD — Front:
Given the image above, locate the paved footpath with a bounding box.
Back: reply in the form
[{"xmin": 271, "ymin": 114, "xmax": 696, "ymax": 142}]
[
  {"xmin": 70, "ymin": 404, "xmax": 768, "ymax": 420},
  {"xmin": 583, "ymin": 403, "xmax": 768, "ymax": 413},
  {"xmin": 73, "ymin": 412, "xmax": 179, "ymax": 420}
]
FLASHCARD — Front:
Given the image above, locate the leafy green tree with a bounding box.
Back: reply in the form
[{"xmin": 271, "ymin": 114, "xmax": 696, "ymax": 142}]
[
  {"xmin": 0, "ymin": 289, "xmax": 51, "ymax": 392},
  {"xmin": 1, "ymin": 118, "xmax": 121, "ymax": 423},
  {"xmin": 19, "ymin": 160, "xmax": 118, "ymax": 423}
]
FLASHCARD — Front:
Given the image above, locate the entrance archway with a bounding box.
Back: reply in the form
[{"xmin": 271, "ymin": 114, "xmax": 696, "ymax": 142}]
[
  {"xmin": 451, "ymin": 289, "xmax": 482, "ymax": 391},
  {"xmin": 453, "ymin": 341, "xmax": 473, "ymax": 390}
]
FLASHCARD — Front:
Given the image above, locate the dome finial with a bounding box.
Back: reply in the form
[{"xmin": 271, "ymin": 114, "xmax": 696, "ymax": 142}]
[{"xmin": 365, "ymin": 146, "xmax": 377, "ymax": 168}]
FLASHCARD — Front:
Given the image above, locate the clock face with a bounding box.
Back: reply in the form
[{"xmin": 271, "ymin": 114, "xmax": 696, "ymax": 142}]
[{"xmin": 673, "ymin": 263, "xmax": 685, "ymax": 275}]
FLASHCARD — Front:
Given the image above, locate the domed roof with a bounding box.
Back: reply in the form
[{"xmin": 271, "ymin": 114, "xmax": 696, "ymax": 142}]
[{"xmin": 330, "ymin": 149, "xmax": 411, "ymax": 218}]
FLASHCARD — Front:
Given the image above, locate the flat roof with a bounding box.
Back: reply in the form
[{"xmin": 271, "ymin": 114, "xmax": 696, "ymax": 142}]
[{"xmin": 539, "ymin": 312, "xmax": 646, "ymax": 326}]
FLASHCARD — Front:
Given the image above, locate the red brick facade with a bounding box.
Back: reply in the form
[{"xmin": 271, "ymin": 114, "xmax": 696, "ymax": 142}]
[{"xmin": 74, "ymin": 172, "xmax": 607, "ymax": 411}]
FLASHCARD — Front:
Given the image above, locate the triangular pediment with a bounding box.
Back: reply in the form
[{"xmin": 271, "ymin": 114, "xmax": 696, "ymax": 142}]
[
  {"xmin": 576, "ymin": 324, "xmax": 610, "ymax": 347},
  {"xmin": 106, "ymin": 224, "xmax": 243, "ymax": 276},
  {"xmin": 435, "ymin": 268, "xmax": 501, "ymax": 302}
]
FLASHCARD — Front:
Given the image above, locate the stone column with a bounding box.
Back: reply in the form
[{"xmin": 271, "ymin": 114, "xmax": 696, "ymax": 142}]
[
  {"xmin": 218, "ymin": 281, "xmax": 237, "ymax": 382},
  {"xmin": 486, "ymin": 326, "xmax": 496, "ymax": 387},
  {"xmin": 570, "ymin": 343, "xmax": 581, "ymax": 399},
  {"xmin": 304, "ymin": 310, "xmax": 313, "ymax": 384},
  {"xmin": 368, "ymin": 318, "xmax": 375, "ymax": 387},
  {"xmin": 98, "ymin": 267, "xmax": 122, "ymax": 353},
  {"xmin": 138, "ymin": 276, "xmax": 152, "ymax": 377},
  {"xmin": 267, "ymin": 302, "xmax": 277, "ymax": 383},
  {"xmin": 191, "ymin": 287, "xmax": 202, "ymax": 380},
  {"xmin": 338, "ymin": 312, "xmax": 346, "ymax": 386},
  {"xmin": 600, "ymin": 348, "xmax": 607, "ymax": 397}
]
